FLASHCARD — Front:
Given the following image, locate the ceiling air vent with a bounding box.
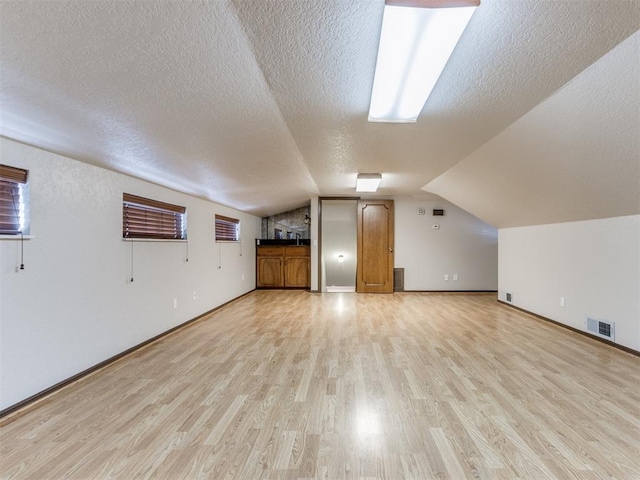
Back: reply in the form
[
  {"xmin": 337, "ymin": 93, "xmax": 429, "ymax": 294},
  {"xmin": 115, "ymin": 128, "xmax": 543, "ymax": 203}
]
[{"xmin": 586, "ymin": 317, "xmax": 615, "ymax": 341}]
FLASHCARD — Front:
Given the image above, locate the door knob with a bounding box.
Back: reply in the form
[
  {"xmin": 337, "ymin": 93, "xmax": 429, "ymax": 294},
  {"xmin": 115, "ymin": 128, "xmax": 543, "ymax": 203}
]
[{"xmin": 389, "ymin": 247, "xmax": 393, "ymax": 252}]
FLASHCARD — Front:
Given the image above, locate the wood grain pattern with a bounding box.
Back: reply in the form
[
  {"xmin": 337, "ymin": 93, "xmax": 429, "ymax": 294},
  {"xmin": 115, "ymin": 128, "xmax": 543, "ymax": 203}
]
[
  {"xmin": 357, "ymin": 199, "xmax": 394, "ymax": 293},
  {"xmin": 257, "ymin": 246, "xmax": 310, "ymax": 289},
  {"xmin": 257, "ymin": 257, "xmax": 283, "ymax": 287},
  {"xmin": 285, "ymin": 256, "xmax": 310, "ymax": 288},
  {"xmin": 2, "ymin": 291, "xmax": 639, "ymax": 479}
]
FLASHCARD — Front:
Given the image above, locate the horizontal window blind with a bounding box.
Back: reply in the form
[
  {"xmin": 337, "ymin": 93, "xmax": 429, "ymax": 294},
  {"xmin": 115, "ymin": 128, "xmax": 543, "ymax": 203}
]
[
  {"xmin": 123, "ymin": 193, "xmax": 186, "ymax": 240},
  {"xmin": 215, "ymin": 214, "xmax": 240, "ymax": 242},
  {"xmin": 0, "ymin": 164, "xmax": 28, "ymax": 235}
]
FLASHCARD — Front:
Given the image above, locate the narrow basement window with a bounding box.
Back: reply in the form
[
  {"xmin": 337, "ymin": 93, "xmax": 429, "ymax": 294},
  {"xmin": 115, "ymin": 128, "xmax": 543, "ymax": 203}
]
[
  {"xmin": 122, "ymin": 193, "xmax": 187, "ymax": 240},
  {"xmin": 215, "ymin": 214, "xmax": 240, "ymax": 242},
  {"xmin": 0, "ymin": 164, "xmax": 30, "ymax": 236}
]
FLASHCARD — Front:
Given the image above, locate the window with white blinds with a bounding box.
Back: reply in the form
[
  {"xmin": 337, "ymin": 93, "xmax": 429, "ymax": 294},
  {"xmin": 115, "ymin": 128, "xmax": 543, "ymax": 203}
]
[
  {"xmin": 122, "ymin": 193, "xmax": 186, "ymax": 240},
  {"xmin": 0, "ymin": 164, "xmax": 29, "ymax": 235},
  {"xmin": 215, "ymin": 214, "xmax": 240, "ymax": 242}
]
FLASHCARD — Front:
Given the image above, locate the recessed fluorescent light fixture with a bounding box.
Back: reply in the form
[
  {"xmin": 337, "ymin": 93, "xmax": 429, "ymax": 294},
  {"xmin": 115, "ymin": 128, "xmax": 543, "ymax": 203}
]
[
  {"xmin": 356, "ymin": 173, "xmax": 382, "ymax": 192},
  {"xmin": 368, "ymin": 0, "xmax": 479, "ymax": 123}
]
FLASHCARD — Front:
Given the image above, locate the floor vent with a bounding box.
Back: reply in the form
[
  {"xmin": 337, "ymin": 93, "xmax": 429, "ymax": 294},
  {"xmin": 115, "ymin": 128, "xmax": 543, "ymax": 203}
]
[
  {"xmin": 586, "ymin": 317, "xmax": 615, "ymax": 341},
  {"xmin": 394, "ymin": 268, "xmax": 405, "ymax": 292}
]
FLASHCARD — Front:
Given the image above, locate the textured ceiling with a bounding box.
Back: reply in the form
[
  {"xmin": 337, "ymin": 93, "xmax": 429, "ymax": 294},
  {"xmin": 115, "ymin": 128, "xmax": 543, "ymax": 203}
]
[
  {"xmin": 1, "ymin": 0, "xmax": 638, "ymax": 222},
  {"xmin": 425, "ymin": 32, "xmax": 640, "ymax": 228}
]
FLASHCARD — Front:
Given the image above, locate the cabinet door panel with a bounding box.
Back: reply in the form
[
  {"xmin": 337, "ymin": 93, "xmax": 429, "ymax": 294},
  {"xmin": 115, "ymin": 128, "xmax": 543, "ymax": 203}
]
[
  {"xmin": 285, "ymin": 257, "xmax": 310, "ymax": 288},
  {"xmin": 357, "ymin": 199, "xmax": 394, "ymax": 293},
  {"xmin": 257, "ymin": 257, "xmax": 283, "ymax": 287}
]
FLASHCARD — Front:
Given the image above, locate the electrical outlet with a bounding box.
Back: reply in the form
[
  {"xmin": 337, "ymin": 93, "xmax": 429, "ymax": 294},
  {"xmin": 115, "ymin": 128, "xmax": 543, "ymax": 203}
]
[
  {"xmin": 453, "ymin": 274, "xmax": 458, "ymax": 281},
  {"xmin": 242, "ymin": 273, "xmax": 245, "ymax": 281},
  {"xmin": 560, "ymin": 296, "xmax": 565, "ymax": 307},
  {"xmin": 193, "ymin": 291, "xmax": 197, "ymax": 300},
  {"xmin": 444, "ymin": 274, "xmax": 449, "ymax": 281},
  {"xmin": 173, "ymin": 298, "xmax": 178, "ymax": 309}
]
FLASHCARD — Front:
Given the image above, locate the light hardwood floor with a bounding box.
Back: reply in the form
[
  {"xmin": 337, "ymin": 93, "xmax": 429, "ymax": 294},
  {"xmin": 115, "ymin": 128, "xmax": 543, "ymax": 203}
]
[{"xmin": 1, "ymin": 291, "xmax": 639, "ymax": 479}]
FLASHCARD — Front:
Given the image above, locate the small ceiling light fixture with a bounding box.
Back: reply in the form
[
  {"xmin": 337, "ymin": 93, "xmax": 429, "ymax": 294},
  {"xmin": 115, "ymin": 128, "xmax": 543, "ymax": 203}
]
[
  {"xmin": 356, "ymin": 173, "xmax": 382, "ymax": 192},
  {"xmin": 368, "ymin": 0, "xmax": 480, "ymax": 123},
  {"xmin": 338, "ymin": 254, "xmax": 344, "ymax": 263}
]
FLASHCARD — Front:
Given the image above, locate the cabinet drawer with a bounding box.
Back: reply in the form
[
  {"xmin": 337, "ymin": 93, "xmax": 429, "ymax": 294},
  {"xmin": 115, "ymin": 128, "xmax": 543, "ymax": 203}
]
[
  {"xmin": 257, "ymin": 246, "xmax": 284, "ymax": 257},
  {"xmin": 284, "ymin": 246, "xmax": 309, "ymax": 257}
]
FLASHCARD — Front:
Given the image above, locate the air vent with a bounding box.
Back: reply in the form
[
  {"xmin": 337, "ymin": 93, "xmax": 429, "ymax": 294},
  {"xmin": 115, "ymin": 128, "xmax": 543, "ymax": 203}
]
[
  {"xmin": 433, "ymin": 209, "xmax": 445, "ymax": 216},
  {"xmin": 394, "ymin": 268, "xmax": 404, "ymax": 292},
  {"xmin": 506, "ymin": 292, "xmax": 512, "ymax": 302},
  {"xmin": 586, "ymin": 317, "xmax": 615, "ymax": 341}
]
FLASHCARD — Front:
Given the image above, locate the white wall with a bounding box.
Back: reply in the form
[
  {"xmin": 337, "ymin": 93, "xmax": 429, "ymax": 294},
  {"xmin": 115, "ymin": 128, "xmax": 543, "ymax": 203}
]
[
  {"xmin": 394, "ymin": 196, "xmax": 498, "ymax": 291},
  {"xmin": 499, "ymin": 215, "xmax": 640, "ymax": 351},
  {"xmin": 0, "ymin": 138, "xmax": 260, "ymax": 410}
]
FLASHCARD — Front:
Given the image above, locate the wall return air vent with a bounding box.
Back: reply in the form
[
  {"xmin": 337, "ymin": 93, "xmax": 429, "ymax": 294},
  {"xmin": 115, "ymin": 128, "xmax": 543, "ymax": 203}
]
[{"xmin": 586, "ymin": 317, "xmax": 615, "ymax": 341}]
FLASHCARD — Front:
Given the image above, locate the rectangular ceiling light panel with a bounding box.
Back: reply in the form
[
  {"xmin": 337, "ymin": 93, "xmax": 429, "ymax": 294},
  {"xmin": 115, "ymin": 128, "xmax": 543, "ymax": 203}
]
[
  {"xmin": 368, "ymin": 2, "xmax": 478, "ymax": 123},
  {"xmin": 356, "ymin": 173, "xmax": 382, "ymax": 192}
]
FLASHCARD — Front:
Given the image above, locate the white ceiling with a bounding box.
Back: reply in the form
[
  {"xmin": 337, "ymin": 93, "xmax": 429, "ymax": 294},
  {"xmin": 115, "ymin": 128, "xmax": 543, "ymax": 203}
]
[
  {"xmin": 425, "ymin": 32, "xmax": 640, "ymax": 228},
  {"xmin": 1, "ymin": 0, "xmax": 638, "ymax": 224}
]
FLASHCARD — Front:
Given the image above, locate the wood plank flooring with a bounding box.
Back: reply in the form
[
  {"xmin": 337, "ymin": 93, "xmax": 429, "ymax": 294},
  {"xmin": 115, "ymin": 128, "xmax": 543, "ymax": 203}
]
[{"xmin": 1, "ymin": 291, "xmax": 639, "ymax": 479}]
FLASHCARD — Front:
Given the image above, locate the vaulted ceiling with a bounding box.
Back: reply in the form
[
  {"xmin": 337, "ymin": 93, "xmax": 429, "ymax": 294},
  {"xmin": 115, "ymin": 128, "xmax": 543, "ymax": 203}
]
[{"xmin": 1, "ymin": 0, "xmax": 638, "ymax": 226}]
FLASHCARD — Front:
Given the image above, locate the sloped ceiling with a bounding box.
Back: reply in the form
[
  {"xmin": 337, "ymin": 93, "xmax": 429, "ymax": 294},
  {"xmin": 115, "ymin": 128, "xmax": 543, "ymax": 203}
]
[
  {"xmin": 424, "ymin": 32, "xmax": 640, "ymax": 228},
  {"xmin": 1, "ymin": 0, "xmax": 638, "ymax": 223}
]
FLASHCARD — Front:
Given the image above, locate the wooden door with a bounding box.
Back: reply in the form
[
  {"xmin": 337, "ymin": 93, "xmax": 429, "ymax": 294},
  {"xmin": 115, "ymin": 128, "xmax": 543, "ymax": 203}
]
[
  {"xmin": 285, "ymin": 257, "xmax": 310, "ymax": 288},
  {"xmin": 257, "ymin": 257, "xmax": 284, "ymax": 287},
  {"xmin": 357, "ymin": 199, "xmax": 394, "ymax": 293}
]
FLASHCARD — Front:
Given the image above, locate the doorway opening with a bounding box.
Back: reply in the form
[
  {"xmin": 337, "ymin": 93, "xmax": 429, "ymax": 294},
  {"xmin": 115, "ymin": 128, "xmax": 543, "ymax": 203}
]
[{"xmin": 320, "ymin": 199, "xmax": 357, "ymax": 293}]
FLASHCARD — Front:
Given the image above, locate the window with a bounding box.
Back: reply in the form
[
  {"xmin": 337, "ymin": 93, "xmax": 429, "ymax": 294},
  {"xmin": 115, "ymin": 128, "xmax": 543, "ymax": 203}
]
[
  {"xmin": 123, "ymin": 193, "xmax": 186, "ymax": 240},
  {"xmin": 0, "ymin": 164, "xmax": 29, "ymax": 235},
  {"xmin": 215, "ymin": 214, "xmax": 240, "ymax": 242}
]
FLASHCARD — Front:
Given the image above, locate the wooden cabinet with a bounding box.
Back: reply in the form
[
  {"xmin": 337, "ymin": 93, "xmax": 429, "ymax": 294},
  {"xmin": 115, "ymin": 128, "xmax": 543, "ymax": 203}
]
[
  {"xmin": 257, "ymin": 257, "xmax": 284, "ymax": 287},
  {"xmin": 283, "ymin": 247, "xmax": 310, "ymax": 288},
  {"xmin": 257, "ymin": 245, "xmax": 310, "ymax": 289}
]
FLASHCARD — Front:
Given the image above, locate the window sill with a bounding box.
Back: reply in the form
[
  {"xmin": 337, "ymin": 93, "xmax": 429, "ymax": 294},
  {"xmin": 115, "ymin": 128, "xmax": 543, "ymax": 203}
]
[
  {"xmin": 0, "ymin": 235, "xmax": 34, "ymax": 240},
  {"xmin": 122, "ymin": 238, "xmax": 187, "ymax": 243}
]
